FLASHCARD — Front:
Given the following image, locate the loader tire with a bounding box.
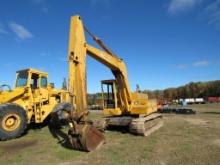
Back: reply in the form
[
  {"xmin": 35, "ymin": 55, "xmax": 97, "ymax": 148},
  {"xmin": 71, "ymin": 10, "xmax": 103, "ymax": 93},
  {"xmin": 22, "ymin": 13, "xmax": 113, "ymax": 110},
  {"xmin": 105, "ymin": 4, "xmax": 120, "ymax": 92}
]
[{"xmin": 0, "ymin": 103, "xmax": 28, "ymax": 140}]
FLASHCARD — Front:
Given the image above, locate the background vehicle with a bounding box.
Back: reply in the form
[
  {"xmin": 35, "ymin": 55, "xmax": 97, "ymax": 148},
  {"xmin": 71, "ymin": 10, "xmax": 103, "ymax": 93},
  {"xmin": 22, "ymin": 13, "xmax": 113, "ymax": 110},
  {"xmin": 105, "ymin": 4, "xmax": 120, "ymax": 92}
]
[{"xmin": 0, "ymin": 69, "xmax": 68, "ymax": 140}]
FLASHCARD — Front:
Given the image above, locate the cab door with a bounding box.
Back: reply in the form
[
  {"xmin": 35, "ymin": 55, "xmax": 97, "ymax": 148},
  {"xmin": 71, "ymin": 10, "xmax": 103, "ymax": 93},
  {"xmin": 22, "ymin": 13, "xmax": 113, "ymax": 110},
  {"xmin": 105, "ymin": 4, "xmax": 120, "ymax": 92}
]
[
  {"xmin": 102, "ymin": 82, "xmax": 117, "ymax": 109},
  {"xmin": 30, "ymin": 74, "xmax": 49, "ymax": 103},
  {"xmin": 38, "ymin": 76, "xmax": 49, "ymax": 103},
  {"xmin": 30, "ymin": 73, "xmax": 41, "ymax": 103}
]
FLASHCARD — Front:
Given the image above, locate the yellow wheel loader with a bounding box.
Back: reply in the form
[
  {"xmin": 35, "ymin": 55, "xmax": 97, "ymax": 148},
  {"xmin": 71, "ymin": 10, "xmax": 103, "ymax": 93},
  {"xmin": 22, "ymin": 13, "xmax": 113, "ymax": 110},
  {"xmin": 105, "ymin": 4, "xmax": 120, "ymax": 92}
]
[{"xmin": 0, "ymin": 69, "xmax": 69, "ymax": 140}]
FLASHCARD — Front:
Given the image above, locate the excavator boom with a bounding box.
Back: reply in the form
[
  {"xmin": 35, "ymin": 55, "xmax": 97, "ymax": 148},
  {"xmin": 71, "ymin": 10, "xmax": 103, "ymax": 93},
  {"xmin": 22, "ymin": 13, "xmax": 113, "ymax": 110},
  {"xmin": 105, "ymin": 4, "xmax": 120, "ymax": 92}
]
[
  {"xmin": 68, "ymin": 16, "xmax": 133, "ymax": 114},
  {"xmin": 68, "ymin": 16, "xmax": 87, "ymax": 113},
  {"xmin": 67, "ymin": 16, "xmax": 105, "ymax": 152}
]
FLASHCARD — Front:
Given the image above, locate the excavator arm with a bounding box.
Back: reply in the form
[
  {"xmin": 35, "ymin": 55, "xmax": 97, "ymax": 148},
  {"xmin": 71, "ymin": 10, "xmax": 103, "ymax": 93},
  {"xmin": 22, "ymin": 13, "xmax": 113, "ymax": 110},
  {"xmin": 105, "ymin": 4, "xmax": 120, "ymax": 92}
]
[
  {"xmin": 86, "ymin": 44, "xmax": 132, "ymax": 112},
  {"xmin": 68, "ymin": 15, "xmax": 133, "ymax": 115},
  {"xmin": 68, "ymin": 15, "xmax": 87, "ymax": 115}
]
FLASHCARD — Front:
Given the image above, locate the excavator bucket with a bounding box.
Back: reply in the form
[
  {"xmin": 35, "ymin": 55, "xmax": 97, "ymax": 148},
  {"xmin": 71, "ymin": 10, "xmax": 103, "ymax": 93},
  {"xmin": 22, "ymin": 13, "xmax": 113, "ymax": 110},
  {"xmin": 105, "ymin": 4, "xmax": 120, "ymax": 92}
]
[
  {"xmin": 68, "ymin": 122, "xmax": 105, "ymax": 152},
  {"xmin": 50, "ymin": 106, "xmax": 104, "ymax": 152}
]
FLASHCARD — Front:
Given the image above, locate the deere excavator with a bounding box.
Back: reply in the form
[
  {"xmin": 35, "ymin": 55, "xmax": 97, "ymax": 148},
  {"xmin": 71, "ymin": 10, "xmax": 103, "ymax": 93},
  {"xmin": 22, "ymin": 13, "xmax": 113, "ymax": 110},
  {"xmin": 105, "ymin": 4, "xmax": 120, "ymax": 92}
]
[{"xmin": 0, "ymin": 15, "xmax": 162, "ymax": 152}]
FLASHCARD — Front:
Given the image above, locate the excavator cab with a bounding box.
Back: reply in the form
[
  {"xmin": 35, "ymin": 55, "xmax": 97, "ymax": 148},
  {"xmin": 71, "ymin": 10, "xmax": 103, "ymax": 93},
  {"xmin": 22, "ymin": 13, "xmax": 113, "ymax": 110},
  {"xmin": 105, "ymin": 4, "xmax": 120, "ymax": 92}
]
[
  {"xmin": 101, "ymin": 80, "xmax": 117, "ymax": 109},
  {"xmin": 101, "ymin": 80, "xmax": 122, "ymax": 116}
]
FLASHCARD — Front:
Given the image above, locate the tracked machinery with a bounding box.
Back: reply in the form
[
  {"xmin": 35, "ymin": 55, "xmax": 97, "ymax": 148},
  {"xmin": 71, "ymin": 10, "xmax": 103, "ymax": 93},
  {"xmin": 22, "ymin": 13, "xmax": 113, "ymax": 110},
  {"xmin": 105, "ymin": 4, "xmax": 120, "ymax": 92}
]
[
  {"xmin": 65, "ymin": 15, "xmax": 163, "ymax": 140},
  {"xmin": 0, "ymin": 15, "xmax": 162, "ymax": 152}
]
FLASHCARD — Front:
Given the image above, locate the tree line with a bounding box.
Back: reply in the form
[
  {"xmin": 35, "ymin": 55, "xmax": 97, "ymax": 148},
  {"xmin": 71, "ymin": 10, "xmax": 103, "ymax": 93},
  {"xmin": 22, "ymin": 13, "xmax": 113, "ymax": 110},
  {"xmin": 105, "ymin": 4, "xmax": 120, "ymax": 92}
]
[
  {"xmin": 87, "ymin": 80, "xmax": 220, "ymax": 105},
  {"xmin": 142, "ymin": 80, "xmax": 220, "ymax": 101}
]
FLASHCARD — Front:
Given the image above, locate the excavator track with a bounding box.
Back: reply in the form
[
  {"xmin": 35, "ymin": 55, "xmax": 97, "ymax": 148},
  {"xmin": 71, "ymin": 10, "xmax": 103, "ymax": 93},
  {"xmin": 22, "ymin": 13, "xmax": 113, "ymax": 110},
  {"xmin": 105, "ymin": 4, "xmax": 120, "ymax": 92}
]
[
  {"xmin": 129, "ymin": 113, "xmax": 163, "ymax": 136},
  {"xmin": 105, "ymin": 113, "xmax": 163, "ymax": 136}
]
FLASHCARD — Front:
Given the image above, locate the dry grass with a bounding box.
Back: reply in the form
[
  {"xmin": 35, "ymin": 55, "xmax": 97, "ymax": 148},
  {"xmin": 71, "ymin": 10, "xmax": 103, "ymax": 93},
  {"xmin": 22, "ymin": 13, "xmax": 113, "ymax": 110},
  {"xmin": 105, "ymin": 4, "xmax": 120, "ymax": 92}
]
[{"xmin": 0, "ymin": 103, "xmax": 220, "ymax": 165}]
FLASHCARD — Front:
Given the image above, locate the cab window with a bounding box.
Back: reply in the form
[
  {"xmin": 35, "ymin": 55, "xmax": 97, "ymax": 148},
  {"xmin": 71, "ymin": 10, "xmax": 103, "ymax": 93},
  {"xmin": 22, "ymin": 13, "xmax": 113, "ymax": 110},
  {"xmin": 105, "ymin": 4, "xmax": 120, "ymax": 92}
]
[
  {"xmin": 16, "ymin": 72, "xmax": 28, "ymax": 87},
  {"xmin": 102, "ymin": 82, "xmax": 116, "ymax": 109},
  {"xmin": 41, "ymin": 77, "xmax": 47, "ymax": 88}
]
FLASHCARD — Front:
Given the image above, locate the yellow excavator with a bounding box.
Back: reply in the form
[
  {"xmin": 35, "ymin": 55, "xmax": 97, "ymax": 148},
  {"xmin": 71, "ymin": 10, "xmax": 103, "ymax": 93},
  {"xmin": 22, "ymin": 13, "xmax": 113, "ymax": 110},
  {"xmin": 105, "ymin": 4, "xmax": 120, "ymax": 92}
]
[
  {"xmin": 62, "ymin": 15, "xmax": 162, "ymax": 150},
  {"xmin": 0, "ymin": 15, "xmax": 162, "ymax": 152}
]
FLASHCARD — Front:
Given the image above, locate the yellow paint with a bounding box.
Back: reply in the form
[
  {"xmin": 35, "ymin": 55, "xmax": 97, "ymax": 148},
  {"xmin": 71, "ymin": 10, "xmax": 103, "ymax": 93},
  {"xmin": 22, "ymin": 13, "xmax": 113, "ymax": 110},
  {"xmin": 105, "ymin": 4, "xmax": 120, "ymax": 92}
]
[
  {"xmin": 103, "ymin": 108, "xmax": 122, "ymax": 116},
  {"xmin": 2, "ymin": 114, "xmax": 21, "ymax": 131}
]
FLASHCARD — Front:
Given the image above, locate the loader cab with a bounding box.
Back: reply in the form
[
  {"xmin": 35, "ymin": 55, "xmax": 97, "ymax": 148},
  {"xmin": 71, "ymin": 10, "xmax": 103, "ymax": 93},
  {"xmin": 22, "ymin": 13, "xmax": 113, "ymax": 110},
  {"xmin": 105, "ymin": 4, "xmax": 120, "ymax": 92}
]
[
  {"xmin": 101, "ymin": 80, "xmax": 122, "ymax": 116},
  {"xmin": 16, "ymin": 69, "xmax": 48, "ymax": 89},
  {"xmin": 16, "ymin": 69, "xmax": 49, "ymax": 102}
]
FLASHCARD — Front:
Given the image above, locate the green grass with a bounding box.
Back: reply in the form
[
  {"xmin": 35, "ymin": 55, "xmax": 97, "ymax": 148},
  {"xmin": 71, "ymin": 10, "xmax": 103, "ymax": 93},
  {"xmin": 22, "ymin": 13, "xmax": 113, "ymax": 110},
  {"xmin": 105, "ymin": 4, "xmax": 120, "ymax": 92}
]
[
  {"xmin": 0, "ymin": 148, "xmax": 3, "ymax": 157},
  {"xmin": 0, "ymin": 103, "xmax": 220, "ymax": 165}
]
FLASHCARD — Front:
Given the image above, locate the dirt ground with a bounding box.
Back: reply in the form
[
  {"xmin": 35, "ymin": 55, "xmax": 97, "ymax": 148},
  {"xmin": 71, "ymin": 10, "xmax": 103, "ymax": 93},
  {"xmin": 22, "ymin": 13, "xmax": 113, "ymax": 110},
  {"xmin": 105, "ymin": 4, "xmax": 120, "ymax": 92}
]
[{"xmin": 0, "ymin": 103, "xmax": 220, "ymax": 165}]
